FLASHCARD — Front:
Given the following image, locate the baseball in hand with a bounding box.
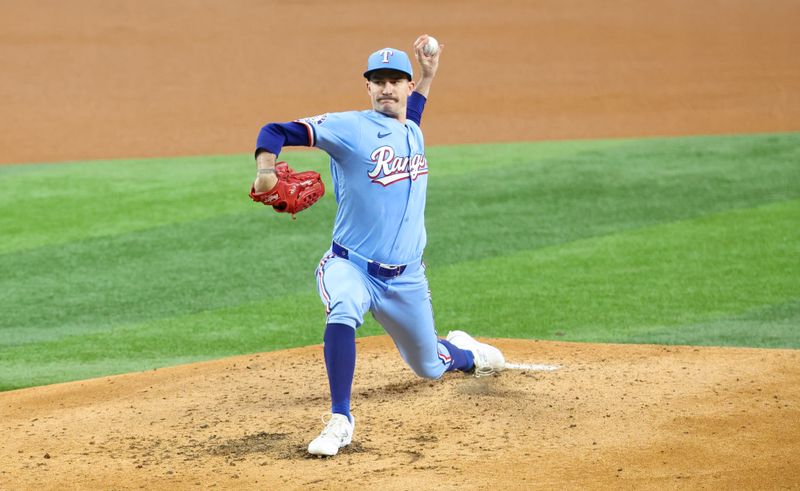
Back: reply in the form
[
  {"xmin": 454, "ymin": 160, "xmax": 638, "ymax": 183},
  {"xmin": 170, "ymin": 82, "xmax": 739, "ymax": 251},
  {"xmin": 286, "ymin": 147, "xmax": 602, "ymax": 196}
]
[{"xmin": 423, "ymin": 36, "xmax": 439, "ymax": 56}]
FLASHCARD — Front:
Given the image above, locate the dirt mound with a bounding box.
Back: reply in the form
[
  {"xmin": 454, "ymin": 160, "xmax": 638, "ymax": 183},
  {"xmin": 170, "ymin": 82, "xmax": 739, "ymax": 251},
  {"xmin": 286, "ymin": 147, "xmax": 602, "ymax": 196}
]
[{"xmin": 2, "ymin": 336, "xmax": 798, "ymax": 489}]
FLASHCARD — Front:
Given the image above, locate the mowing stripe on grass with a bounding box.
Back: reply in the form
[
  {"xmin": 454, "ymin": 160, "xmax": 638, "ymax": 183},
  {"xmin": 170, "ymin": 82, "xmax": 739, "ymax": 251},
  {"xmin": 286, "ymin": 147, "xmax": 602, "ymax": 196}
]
[
  {"xmin": 0, "ymin": 153, "xmax": 331, "ymax": 255},
  {"xmin": 2, "ymin": 198, "xmax": 796, "ymax": 389},
  {"xmin": 1, "ymin": 132, "xmax": 798, "ymax": 389},
  {"xmin": 429, "ymin": 198, "xmax": 800, "ymax": 346}
]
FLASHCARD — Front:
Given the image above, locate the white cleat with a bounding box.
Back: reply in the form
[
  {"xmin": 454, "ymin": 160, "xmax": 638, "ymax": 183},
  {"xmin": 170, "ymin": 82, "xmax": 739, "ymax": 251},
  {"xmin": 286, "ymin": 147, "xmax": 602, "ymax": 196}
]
[
  {"xmin": 446, "ymin": 330, "xmax": 506, "ymax": 376},
  {"xmin": 307, "ymin": 413, "xmax": 355, "ymax": 457}
]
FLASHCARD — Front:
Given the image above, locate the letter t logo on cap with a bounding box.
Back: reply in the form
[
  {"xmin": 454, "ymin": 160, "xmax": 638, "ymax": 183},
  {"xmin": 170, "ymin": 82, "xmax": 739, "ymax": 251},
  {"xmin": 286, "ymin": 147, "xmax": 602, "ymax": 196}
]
[{"xmin": 380, "ymin": 49, "xmax": 394, "ymax": 63}]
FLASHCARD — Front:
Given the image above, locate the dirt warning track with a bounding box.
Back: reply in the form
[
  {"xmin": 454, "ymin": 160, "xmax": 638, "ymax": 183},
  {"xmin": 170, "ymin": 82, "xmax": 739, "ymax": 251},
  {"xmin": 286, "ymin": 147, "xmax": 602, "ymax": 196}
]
[{"xmin": 1, "ymin": 0, "xmax": 798, "ymax": 165}]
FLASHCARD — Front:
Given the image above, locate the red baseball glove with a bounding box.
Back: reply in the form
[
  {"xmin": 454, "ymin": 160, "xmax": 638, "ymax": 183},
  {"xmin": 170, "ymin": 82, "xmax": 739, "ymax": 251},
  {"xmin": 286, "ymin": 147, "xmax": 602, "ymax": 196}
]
[{"xmin": 249, "ymin": 162, "xmax": 325, "ymax": 217}]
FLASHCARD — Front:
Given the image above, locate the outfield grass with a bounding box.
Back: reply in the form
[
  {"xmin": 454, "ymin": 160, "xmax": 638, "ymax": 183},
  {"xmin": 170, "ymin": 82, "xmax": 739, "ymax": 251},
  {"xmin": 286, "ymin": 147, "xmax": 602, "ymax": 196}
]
[{"xmin": 1, "ymin": 133, "xmax": 798, "ymax": 390}]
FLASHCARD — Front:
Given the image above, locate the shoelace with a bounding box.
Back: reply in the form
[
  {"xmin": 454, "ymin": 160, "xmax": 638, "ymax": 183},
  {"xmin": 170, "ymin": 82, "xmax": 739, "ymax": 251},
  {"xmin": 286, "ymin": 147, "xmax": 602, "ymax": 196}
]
[
  {"xmin": 471, "ymin": 348, "xmax": 497, "ymax": 377},
  {"xmin": 318, "ymin": 414, "xmax": 350, "ymax": 439}
]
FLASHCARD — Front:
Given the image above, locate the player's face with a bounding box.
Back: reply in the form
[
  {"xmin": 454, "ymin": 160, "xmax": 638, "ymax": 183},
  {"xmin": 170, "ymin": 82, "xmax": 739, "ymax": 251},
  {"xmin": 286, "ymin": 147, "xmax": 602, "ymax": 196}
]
[{"xmin": 366, "ymin": 70, "xmax": 415, "ymax": 119}]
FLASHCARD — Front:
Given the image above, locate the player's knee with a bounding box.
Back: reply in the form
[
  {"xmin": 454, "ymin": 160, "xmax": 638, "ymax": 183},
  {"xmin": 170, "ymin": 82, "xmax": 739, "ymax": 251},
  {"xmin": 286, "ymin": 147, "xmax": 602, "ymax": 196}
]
[
  {"xmin": 410, "ymin": 362, "xmax": 445, "ymax": 380},
  {"xmin": 326, "ymin": 310, "xmax": 362, "ymax": 330},
  {"xmin": 326, "ymin": 297, "xmax": 369, "ymax": 329}
]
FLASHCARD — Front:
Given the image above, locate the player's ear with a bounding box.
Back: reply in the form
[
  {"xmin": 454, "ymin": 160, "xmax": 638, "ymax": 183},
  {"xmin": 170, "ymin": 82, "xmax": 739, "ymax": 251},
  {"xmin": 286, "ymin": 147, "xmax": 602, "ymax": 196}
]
[{"xmin": 407, "ymin": 80, "xmax": 416, "ymax": 93}]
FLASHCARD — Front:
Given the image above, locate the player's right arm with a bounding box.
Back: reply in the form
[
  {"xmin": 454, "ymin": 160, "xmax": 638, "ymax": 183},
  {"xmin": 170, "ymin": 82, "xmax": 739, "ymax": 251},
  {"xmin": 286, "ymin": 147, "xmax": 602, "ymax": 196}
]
[
  {"xmin": 252, "ymin": 122, "xmax": 311, "ymax": 192},
  {"xmin": 252, "ymin": 112, "xmax": 361, "ymax": 191},
  {"xmin": 253, "ymin": 150, "xmax": 278, "ymax": 192}
]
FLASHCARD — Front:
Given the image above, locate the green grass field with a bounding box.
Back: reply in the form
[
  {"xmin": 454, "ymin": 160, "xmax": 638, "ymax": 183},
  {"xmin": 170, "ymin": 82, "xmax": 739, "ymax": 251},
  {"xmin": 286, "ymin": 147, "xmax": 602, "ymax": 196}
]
[{"xmin": 1, "ymin": 133, "xmax": 798, "ymax": 391}]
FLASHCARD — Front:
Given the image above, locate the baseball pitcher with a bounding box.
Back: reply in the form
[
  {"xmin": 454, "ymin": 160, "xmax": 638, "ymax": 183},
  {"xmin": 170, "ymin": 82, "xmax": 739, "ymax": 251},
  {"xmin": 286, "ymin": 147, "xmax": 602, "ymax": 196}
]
[{"xmin": 250, "ymin": 35, "xmax": 506, "ymax": 457}]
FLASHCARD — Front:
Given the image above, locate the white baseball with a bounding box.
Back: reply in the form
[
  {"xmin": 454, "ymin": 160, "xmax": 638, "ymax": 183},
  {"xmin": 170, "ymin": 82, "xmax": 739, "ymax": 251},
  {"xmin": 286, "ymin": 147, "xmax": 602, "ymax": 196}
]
[{"xmin": 423, "ymin": 36, "xmax": 439, "ymax": 56}]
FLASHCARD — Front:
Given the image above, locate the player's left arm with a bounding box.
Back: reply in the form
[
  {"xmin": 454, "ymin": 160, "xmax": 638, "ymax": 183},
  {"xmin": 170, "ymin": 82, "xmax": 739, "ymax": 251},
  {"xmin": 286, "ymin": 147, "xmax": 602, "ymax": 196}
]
[
  {"xmin": 407, "ymin": 35, "xmax": 443, "ymax": 126},
  {"xmin": 412, "ymin": 34, "xmax": 443, "ymax": 98}
]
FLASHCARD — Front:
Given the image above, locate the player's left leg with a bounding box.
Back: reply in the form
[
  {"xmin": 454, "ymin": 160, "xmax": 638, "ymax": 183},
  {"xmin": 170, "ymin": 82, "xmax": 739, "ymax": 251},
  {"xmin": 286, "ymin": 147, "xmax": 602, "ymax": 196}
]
[{"xmin": 370, "ymin": 267, "xmax": 476, "ymax": 378}]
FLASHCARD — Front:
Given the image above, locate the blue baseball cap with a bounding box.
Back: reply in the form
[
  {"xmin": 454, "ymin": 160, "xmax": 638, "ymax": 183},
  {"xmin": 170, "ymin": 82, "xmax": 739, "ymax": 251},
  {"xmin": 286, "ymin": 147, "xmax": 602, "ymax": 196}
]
[{"xmin": 363, "ymin": 48, "xmax": 413, "ymax": 80}]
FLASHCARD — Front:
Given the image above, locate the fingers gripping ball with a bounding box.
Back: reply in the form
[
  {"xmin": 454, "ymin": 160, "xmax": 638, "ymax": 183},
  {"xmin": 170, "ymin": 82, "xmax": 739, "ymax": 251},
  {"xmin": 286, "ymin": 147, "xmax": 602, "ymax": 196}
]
[
  {"xmin": 249, "ymin": 162, "xmax": 325, "ymax": 218},
  {"xmin": 423, "ymin": 36, "xmax": 439, "ymax": 56}
]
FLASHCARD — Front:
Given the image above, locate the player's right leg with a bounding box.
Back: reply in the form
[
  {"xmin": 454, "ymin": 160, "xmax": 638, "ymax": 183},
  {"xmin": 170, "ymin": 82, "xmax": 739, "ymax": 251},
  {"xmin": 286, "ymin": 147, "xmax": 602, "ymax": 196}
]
[{"xmin": 309, "ymin": 255, "xmax": 371, "ymax": 456}]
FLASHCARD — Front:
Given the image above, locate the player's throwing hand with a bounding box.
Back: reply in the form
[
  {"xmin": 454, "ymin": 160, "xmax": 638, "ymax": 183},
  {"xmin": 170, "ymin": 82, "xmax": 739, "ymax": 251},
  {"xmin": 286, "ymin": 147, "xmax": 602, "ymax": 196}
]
[{"xmin": 413, "ymin": 34, "xmax": 443, "ymax": 79}]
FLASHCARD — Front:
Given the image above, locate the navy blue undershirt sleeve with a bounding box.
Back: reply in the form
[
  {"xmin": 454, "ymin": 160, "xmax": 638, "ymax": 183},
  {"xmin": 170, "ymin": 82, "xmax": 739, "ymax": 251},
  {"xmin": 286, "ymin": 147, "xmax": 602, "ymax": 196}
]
[
  {"xmin": 255, "ymin": 122, "xmax": 312, "ymax": 158},
  {"xmin": 257, "ymin": 93, "xmax": 426, "ymax": 157},
  {"xmin": 406, "ymin": 92, "xmax": 427, "ymax": 126}
]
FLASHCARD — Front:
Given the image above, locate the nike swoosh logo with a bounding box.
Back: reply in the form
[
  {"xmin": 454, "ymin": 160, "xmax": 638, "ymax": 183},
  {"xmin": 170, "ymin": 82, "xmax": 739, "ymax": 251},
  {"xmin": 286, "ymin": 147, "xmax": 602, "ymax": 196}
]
[{"xmin": 378, "ymin": 132, "xmax": 391, "ymax": 138}]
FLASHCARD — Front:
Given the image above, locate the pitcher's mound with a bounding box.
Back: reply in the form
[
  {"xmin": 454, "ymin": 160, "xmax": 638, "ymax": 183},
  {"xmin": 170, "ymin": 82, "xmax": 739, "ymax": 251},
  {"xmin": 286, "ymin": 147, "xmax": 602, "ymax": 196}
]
[{"xmin": 1, "ymin": 336, "xmax": 798, "ymax": 489}]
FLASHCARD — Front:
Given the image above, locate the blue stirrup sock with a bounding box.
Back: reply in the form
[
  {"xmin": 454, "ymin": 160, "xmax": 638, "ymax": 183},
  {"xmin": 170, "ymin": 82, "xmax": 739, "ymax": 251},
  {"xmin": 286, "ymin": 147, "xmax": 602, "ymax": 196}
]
[
  {"xmin": 438, "ymin": 339, "xmax": 475, "ymax": 372},
  {"xmin": 323, "ymin": 323, "xmax": 356, "ymax": 422}
]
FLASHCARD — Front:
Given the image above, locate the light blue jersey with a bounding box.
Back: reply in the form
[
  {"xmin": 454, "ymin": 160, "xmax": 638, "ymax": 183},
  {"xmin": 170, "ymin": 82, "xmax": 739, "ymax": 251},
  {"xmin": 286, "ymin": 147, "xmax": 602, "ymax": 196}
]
[
  {"xmin": 297, "ymin": 110, "xmax": 428, "ymax": 265},
  {"xmin": 254, "ymin": 47, "xmax": 502, "ymax": 453}
]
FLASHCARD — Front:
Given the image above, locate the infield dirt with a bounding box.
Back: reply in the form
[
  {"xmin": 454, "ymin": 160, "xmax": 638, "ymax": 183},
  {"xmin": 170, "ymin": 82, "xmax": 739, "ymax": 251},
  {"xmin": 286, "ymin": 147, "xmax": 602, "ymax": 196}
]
[
  {"xmin": 2, "ymin": 1, "xmax": 799, "ymax": 489},
  {"xmin": 3, "ymin": 338, "xmax": 800, "ymax": 489}
]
